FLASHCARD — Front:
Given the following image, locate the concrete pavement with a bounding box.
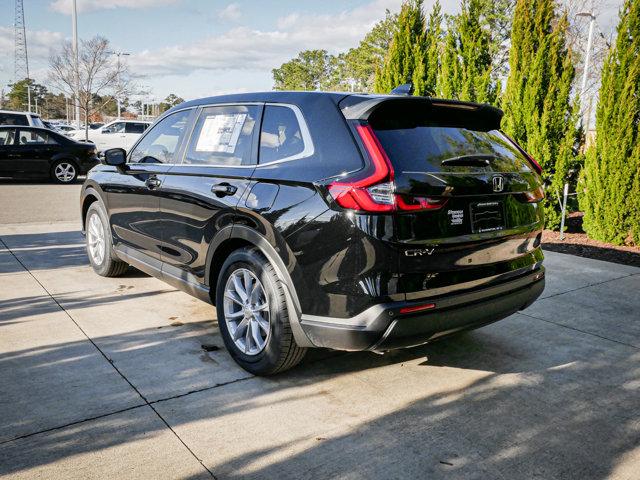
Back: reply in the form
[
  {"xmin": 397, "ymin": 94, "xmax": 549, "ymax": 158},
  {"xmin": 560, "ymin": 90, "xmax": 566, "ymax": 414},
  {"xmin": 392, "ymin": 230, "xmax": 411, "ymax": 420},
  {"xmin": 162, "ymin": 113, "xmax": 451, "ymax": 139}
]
[{"xmin": 0, "ymin": 183, "xmax": 639, "ymax": 479}]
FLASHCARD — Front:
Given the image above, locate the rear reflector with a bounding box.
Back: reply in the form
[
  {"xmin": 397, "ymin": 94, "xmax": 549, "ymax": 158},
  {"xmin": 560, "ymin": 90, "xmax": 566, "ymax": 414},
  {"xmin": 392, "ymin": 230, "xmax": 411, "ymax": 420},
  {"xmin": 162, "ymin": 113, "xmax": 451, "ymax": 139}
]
[
  {"xmin": 399, "ymin": 303, "xmax": 436, "ymax": 314},
  {"xmin": 328, "ymin": 123, "xmax": 447, "ymax": 213}
]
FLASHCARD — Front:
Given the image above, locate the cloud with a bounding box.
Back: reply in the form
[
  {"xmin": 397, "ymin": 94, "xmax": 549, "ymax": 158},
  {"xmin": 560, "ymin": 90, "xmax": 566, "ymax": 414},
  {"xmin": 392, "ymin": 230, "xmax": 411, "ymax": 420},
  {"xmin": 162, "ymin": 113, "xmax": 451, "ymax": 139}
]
[
  {"xmin": 0, "ymin": 27, "xmax": 64, "ymax": 81},
  {"xmin": 130, "ymin": 0, "xmax": 408, "ymax": 78},
  {"xmin": 50, "ymin": 0, "xmax": 179, "ymax": 15},
  {"xmin": 218, "ymin": 3, "xmax": 242, "ymax": 21}
]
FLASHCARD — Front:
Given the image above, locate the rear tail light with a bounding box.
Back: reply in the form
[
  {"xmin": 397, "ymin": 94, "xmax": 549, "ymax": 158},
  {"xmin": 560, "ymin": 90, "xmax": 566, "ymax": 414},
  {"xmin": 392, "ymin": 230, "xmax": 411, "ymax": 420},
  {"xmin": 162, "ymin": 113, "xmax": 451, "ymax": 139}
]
[
  {"xmin": 328, "ymin": 124, "xmax": 447, "ymax": 213},
  {"xmin": 517, "ymin": 186, "xmax": 545, "ymax": 203},
  {"xmin": 502, "ymin": 132, "xmax": 543, "ymax": 175},
  {"xmin": 526, "ymin": 155, "xmax": 543, "ymax": 175}
]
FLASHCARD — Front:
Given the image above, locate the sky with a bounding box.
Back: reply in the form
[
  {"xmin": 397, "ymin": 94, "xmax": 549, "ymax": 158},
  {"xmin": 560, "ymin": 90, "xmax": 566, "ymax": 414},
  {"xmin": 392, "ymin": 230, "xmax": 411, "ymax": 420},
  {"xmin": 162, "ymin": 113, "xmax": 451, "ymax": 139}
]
[{"xmin": 0, "ymin": 0, "xmax": 626, "ymax": 103}]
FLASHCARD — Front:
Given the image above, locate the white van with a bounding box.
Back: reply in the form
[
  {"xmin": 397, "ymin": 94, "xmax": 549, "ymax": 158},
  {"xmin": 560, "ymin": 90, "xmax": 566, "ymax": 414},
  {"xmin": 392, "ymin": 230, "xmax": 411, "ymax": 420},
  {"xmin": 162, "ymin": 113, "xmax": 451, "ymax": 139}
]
[{"xmin": 0, "ymin": 110, "xmax": 45, "ymax": 127}]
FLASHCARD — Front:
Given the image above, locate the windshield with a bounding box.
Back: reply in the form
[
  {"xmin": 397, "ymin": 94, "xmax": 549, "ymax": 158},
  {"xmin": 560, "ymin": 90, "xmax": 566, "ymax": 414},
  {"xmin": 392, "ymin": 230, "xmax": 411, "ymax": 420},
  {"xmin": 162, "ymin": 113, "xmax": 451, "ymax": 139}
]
[{"xmin": 30, "ymin": 115, "xmax": 44, "ymax": 128}]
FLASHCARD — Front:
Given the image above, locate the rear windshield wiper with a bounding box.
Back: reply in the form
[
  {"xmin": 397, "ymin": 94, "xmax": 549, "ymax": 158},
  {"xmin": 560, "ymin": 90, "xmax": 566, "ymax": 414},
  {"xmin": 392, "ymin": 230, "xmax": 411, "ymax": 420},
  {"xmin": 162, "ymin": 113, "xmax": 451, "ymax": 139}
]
[{"xmin": 441, "ymin": 154, "xmax": 497, "ymax": 167}]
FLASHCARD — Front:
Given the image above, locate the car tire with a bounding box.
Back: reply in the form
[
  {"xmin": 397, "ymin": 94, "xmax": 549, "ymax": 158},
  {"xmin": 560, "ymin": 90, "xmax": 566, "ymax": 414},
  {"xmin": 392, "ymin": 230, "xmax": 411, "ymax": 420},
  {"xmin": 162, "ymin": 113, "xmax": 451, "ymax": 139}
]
[
  {"xmin": 216, "ymin": 248, "xmax": 306, "ymax": 375},
  {"xmin": 51, "ymin": 159, "xmax": 78, "ymax": 184},
  {"xmin": 85, "ymin": 202, "xmax": 129, "ymax": 277}
]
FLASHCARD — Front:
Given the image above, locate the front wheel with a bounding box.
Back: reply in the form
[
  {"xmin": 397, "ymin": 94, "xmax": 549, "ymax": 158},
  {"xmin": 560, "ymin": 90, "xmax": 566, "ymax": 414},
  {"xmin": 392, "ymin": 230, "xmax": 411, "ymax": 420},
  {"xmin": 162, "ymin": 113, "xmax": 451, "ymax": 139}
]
[
  {"xmin": 85, "ymin": 203, "xmax": 129, "ymax": 277},
  {"xmin": 51, "ymin": 160, "xmax": 78, "ymax": 184},
  {"xmin": 216, "ymin": 248, "xmax": 306, "ymax": 375}
]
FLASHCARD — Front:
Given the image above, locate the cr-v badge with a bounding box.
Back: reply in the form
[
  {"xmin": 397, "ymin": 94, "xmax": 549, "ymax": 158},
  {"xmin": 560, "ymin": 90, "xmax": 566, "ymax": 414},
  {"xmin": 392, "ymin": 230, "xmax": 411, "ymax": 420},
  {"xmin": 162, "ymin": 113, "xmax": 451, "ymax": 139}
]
[{"xmin": 405, "ymin": 248, "xmax": 435, "ymax": 257}]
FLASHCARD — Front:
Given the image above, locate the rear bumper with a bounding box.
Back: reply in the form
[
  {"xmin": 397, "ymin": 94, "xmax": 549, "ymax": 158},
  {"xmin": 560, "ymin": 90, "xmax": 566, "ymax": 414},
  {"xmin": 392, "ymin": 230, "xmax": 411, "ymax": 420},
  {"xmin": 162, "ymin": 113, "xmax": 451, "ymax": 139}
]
[{"xmin": 299, "ymin": 267, "xmax": 545, "ymax": 351}]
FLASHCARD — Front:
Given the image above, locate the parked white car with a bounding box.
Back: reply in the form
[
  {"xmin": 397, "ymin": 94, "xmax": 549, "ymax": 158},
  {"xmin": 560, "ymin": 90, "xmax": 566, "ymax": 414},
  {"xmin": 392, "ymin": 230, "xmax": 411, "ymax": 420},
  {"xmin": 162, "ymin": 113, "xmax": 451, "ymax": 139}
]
[
  {"xmin": 0, "ymin": 110, "xmax": 45, "ymax": 127},
  {"xmin": 69, "ymin": 120, "xmax": 151, "ymax": 151}
]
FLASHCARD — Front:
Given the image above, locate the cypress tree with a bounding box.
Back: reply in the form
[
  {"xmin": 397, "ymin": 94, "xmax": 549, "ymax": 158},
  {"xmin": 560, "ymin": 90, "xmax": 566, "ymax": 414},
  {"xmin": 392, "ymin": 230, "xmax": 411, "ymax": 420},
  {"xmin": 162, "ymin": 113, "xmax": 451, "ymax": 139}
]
[
  {"xmin": 374, "ymin": 0, "xmax": 426, "ymax": 94},
  {"xmin": 413, "ymin": 1, "xmax": 443, "ymax": 96},
  {"xmin": 580, "ymin": 0, "xmax": 640, "ymax": 245},
  {"xmin": 501, "ymin": 0, "xmax": 579, "ymax": 229},
  {"xmin": 436, "ymin": 0, "xmax": 497, "ymax": 104}
]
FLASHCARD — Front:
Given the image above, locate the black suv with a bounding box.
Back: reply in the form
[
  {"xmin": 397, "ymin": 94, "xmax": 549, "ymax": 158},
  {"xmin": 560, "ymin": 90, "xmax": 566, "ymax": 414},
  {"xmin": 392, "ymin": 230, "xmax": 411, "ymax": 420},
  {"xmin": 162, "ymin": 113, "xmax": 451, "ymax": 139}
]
[{"xmin": 81, "ymin": 92, "xmax": 545, "ymax": 375}]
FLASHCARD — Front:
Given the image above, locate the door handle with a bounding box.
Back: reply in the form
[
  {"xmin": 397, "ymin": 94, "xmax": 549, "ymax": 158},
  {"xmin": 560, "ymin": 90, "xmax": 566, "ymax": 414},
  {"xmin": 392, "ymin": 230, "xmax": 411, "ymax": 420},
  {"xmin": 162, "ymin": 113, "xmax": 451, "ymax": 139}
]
[
  {"xmin": 211, "ymin": 183, "xmax": 237, "ymax": 197},
  {"xmin": 145, "ymin": 176, "xmax": 162, "ymax": 190}
]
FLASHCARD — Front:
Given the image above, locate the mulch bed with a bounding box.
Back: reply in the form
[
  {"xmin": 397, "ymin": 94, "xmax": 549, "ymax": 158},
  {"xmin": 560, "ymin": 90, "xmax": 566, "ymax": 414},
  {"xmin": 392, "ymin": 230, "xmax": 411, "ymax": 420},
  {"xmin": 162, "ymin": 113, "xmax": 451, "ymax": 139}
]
[{"xmin": 541, "ymin": 212, "xmax": 640, "ymax": 268}]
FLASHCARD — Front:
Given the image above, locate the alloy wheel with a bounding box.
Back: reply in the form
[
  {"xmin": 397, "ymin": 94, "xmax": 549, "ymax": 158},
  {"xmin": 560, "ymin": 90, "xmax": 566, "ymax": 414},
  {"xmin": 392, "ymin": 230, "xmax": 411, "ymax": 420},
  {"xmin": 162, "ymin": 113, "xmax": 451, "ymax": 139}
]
[
  {"xmin": 223, "ymin": 268, "xmax": 270, "ymax": 356},
  {"xmin": 87, "ymin": 212, "xmax": 106, "ymax": 266},
  {"xmin": 54, "ymin": 162, "xmax": 76, "ymax": 183}
]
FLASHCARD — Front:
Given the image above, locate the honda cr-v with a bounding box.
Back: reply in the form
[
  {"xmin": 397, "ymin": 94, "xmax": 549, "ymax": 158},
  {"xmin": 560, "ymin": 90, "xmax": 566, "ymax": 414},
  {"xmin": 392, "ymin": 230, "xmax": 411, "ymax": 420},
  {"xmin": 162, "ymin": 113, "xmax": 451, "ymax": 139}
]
[{"xmin": 81, "ymin": 92, "xmax": 545, "ymax": 375}]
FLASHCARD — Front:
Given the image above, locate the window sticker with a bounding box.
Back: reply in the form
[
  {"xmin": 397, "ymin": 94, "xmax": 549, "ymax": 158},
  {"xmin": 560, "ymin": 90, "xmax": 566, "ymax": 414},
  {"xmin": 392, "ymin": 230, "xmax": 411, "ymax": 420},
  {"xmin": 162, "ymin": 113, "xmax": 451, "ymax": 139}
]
[{"xmin": 195, "ymin": 113, "xmax": 247, "ymax": 153}]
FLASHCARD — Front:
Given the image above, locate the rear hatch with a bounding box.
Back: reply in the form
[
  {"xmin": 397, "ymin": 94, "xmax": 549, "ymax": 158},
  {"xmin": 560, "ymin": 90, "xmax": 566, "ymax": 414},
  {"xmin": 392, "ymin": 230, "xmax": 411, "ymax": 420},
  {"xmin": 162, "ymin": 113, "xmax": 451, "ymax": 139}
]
[{"xmin": 339, "ymin": 96, "xmax": 545, "ymax": 300}]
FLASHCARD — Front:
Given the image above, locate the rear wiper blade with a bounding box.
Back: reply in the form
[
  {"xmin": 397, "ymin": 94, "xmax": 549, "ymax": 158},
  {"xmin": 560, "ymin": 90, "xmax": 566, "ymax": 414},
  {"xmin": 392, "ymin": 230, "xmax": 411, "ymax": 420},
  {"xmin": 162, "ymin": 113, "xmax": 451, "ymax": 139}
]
[{"xmin": 441, "ymin": 154, "xmax": 497, "ymax": 167}]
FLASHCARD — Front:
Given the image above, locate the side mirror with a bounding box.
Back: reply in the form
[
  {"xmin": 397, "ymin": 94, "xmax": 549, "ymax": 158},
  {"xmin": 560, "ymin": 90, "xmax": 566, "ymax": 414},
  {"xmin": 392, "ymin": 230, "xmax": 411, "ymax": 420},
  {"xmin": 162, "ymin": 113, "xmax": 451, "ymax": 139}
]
[{"xmin": 102, "ymin": 148, "xmax": 127, "ymax": 171}]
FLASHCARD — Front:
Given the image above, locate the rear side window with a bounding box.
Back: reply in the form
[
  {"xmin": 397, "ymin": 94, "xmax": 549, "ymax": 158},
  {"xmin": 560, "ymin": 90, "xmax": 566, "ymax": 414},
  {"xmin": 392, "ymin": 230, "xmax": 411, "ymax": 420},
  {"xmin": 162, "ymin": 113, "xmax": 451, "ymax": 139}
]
[
  {"xmin": 17, "ymin": 130, "xmax": 58, "ymax": 145},
  {"xmin": 0, "ymin": 129, "xmax": 16, "ymax": 145},
  {"xmin": 125, "ymin": 123, "xmax": 147, "ymax": 134},
  {"xmin": 104, "ymin": 122, "xmax": 125, "ymax": 134},
  {"xmin": 259, "ymin": 105, "xmax": 311, "ymax": 163},
  {"xmin": 130, "ymin": 110, "xmax": 191, "ymax": 164},
  {"xmin": 0, "ymin": 113, "xmax": 28, "ymax": 126},
  {"xmin": 370, "ymin": 112, "xmax": 532, "ymax": 174},
  {"xmin": 184, "ymin": 105, "xmax": 259, "ymax": 166}
]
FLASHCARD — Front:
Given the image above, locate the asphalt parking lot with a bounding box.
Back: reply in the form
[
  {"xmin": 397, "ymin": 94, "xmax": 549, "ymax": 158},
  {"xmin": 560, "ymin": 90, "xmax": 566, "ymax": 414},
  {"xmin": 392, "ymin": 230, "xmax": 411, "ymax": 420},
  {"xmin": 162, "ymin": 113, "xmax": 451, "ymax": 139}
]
[{"xmin": 1, "ymin": 182, "xmax": 639, "ymax": 479}]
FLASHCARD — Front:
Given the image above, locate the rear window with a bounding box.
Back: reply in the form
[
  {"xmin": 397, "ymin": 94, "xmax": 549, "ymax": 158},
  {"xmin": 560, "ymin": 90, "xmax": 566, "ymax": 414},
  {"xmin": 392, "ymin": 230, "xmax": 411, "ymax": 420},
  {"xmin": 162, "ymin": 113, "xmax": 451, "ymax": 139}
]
[{"xmin": 369, "ymin": 106, "xmax": 532, "ymax": 174}]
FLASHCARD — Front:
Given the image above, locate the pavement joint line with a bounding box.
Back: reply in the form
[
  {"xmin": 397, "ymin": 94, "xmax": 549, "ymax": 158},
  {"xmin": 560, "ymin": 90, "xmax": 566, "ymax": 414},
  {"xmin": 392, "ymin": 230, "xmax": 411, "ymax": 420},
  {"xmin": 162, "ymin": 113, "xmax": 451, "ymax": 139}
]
[
  {"xmin": 0, "ymin": 236, "xmax": 217, "ymax": 479},
  {"xmin": 518, "ymin": 311, "xmax": 640, "ymax": 351},
  {"xmin": 539, "ymin": 271, "xmax": 639, "ymax": 301}
]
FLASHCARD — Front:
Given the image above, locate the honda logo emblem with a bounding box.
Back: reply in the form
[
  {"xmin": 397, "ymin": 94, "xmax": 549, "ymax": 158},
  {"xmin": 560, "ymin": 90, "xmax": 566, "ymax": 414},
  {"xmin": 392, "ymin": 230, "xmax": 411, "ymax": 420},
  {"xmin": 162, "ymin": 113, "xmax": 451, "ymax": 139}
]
[{"xmin": 492, "ymin": 175, "xmax": 504, "ymax": 193}]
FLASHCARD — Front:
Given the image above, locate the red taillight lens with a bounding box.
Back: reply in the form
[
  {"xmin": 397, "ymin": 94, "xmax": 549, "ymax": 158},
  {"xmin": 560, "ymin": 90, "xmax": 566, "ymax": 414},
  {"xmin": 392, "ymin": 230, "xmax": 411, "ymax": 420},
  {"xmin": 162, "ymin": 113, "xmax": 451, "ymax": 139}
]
[
  {"xmin": 527, "ymin": 155, "xmax": 543, "ymax": 175},
  {"xmin": 399, "ymin": 303, "xmax": 436, "ymax": 314},
  {"xmin": 396, "ymin": 195, "xmax": 448, "ymax": 211},
  {"xmin": 328, "ymin": 124, "xmax": 447, "ymax": 213}
]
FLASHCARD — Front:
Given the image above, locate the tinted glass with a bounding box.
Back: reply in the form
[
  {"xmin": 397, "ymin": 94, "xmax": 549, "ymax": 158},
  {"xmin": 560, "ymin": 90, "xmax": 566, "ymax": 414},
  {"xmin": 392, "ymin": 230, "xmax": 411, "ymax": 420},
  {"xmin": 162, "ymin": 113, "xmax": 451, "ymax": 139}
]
[
  {"xmin": 372, "ymin": 116, "xmax": 532, "ymax": 174},
  {"xmin": 125, "ymin": 122, "xmax": 146, "ymax": 134},
  {"xmin": 0, "ymin": 113, "xmax": 28, "ymax": 126},
  {"xmin": 30, "ymin": 115, "xmax": 44, "ymax": 128},
  {"xmin": 18, "ymin": 130, "xmax": 58, "ymax": 145},
  {"xmin": 185, "ymin": 105, "xmax": 259, "ymax": 166},
  {"xmin": 129, "ymin": 110, "xmax": 191, "ymax": 164},
  {"xmin": 0, "ymin": 129, "xmax": 16, "ymax": 145},
  {"xmin": 259, "ymin": 106, "xmax": 304, "ymax": 163}
]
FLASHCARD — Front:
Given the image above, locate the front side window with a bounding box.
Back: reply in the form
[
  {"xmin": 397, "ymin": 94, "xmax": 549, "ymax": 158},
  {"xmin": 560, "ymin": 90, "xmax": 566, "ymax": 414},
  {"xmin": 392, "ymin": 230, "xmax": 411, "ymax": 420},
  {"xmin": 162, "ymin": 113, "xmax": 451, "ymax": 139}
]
[
  {"xmin": 129, "ymin": 110, "xmax": 192, "ymax": 164},
  {"xmin": 0, "ymin": 113, "xmax": 28, "ymax": 126},
  {"xmin": 17, "ymin": 130, "xmax": 58, "ymax": 145},
  {"xmin": 104, "ymin": 122, "xmax": 125, "ymax": 134},
  {"xmin": 0, "ymin": 129, "xmax": 16, "ymax": 145},
  {"xmin": 259, "ymin": 105, "xmax": 310, "ymax": 163},
  {"xmin": 184, "ymin": 105, "xmax": 259, "ymax": 166}
]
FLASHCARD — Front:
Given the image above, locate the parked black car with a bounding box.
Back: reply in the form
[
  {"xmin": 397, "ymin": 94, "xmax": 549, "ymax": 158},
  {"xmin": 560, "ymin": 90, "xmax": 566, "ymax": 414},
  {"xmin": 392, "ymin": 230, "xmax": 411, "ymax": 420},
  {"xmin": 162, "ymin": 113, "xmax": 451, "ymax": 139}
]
[
  {"xmin": 81, "ymin": 91, "xmax": 545, "ymax": 375},
  {"xmin": 0, "ymin": 126, "xmax": 98, "ymax": 183}
]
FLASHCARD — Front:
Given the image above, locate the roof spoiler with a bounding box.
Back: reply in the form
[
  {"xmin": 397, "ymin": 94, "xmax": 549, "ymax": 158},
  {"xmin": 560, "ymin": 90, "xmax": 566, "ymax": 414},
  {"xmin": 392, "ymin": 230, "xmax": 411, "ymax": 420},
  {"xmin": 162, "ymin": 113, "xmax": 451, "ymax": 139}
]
[{"xmin": 339, "ymin": 96, "xmax": 504, "ymax": 131}]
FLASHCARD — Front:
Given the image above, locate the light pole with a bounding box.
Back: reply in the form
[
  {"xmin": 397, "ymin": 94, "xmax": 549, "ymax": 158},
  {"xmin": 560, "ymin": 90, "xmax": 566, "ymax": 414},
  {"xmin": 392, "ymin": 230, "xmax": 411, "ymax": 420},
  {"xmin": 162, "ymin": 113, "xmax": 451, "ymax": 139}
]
[
  {"xmin": 577, "ymin": 12, "xmax": 596, "ymax": 123},
  {"xmin": 107, "ymin": 51, "xmax": 130, "ymax": 119},
  {"xmin": 72, "ymin": 0, "xmax": 81, "ymax": 129}
]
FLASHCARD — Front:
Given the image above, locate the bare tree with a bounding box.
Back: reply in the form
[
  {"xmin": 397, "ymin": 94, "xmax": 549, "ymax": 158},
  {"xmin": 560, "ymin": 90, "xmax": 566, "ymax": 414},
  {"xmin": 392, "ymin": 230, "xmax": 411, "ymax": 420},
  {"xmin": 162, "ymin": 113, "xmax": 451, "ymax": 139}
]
[{"xmin": 48, "ymin": 36, "xmax": 133, "ymax": 140}]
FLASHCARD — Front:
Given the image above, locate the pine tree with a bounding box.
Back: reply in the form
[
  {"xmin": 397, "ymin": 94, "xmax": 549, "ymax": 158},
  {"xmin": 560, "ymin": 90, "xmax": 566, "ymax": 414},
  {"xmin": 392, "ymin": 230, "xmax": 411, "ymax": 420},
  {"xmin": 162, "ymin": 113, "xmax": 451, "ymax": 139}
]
[
  {"xmin": 501, "ymin": 0, "xmax": 579, "ymax": 229},
  {"xmin": 374, "ymin": 0, "xmax": 426, "ymax": 94},
  {"xmin": 580, "ymin": 0, "xmax": 640, "ymax": 245},
  {"xmin": 436, "ymin": 0, "xmax": 497, "ymax": 103},
  {"xmin": 413, "ymin": 1, "xmax": 442, "ymax": 96}
]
